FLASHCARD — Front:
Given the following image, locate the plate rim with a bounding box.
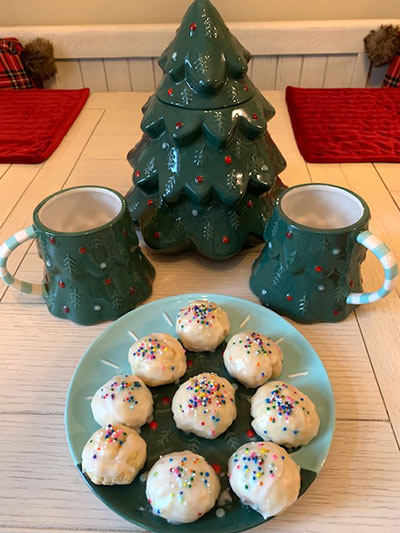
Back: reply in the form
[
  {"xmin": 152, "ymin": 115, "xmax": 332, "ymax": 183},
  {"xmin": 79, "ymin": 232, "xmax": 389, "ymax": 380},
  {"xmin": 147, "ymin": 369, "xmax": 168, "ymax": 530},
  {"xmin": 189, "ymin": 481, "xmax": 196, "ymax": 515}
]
[{"xmin": 65, "ymin": 292, "xmax": 336, "ymax": 531}]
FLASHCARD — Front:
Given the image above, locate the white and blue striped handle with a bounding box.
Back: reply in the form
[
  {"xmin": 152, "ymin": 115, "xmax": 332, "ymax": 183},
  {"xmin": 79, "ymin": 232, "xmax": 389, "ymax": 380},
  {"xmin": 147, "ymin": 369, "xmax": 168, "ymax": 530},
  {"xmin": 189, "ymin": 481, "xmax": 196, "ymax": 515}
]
[
  {"xmin": 0, "ymin": 226, "xmax": 45, "ymax": 296},
  {"xmin": 346, "ymin": 230, "xmax": 398, "ymax": 305}
]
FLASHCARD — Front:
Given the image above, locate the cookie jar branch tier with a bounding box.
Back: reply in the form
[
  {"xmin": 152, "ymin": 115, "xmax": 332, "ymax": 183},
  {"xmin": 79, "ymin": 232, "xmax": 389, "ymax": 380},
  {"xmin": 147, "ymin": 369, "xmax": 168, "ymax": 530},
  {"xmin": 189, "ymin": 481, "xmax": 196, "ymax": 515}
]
[{"xmin": 126, "ymin": 0, "xmax": 287, "ymax": 259}]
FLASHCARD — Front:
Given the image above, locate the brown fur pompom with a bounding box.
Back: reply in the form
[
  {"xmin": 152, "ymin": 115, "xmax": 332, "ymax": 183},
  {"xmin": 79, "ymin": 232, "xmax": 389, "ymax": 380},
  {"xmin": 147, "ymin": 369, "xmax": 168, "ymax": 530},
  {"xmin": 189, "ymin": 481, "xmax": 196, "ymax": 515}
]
[
  {"xmin": 364, "ymin": 25, "xmax": 400, "ymax": 67},
  {"xmin": 21, "ymin": 38, "xmax": 57, "ymax": 87}
]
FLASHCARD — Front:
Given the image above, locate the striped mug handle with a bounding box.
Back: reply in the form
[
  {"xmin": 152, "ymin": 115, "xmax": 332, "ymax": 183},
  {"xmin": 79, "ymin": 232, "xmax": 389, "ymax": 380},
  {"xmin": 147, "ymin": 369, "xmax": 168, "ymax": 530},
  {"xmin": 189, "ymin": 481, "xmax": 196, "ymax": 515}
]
[
  {"xmin": 346, "ymin": 230, "xmax": 398, "ymax": 305},
  {"xmin": 0, "ymin": 226, "xmax": 45, "ymax": 296}
]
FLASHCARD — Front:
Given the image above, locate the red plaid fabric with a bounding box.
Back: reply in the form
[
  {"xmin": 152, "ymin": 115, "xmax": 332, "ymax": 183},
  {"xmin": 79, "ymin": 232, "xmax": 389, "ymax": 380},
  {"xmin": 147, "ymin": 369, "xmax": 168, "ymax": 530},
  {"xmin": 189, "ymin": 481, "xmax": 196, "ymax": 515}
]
[
  {"xmin": 383, "ymin": 48, "xmax": 400, "ymax": 88},
  {"xmin": 0, "ymin": 38, "xmax": 35, "ymax": 89}
]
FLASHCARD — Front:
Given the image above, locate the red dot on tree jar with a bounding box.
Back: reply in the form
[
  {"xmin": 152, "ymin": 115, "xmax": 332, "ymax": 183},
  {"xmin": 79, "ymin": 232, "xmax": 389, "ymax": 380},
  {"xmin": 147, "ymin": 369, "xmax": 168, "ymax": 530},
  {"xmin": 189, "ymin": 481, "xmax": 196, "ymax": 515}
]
[
  {"xmin": 63, "ymin": 306, "xmax": 70, "ymax": 313},
  {"xmin": 286, "ymin": 294, "xmax": 293, "ymax": 302},
  {"xmin": 105, "ymin": 278, "xmax": 112, "ymax": 286},
  {"xmin": 49, "ymin": 236, "xmax": 56, "ymax": 245},
  {"xmin": 314, "ymin": 266, "xmax": 323, "ymax": 272},
  {"xmin": 149, "ymin": 421, "xmax": 158, "ymax": 430},
  {"xmin": 129, "ymin": 286, "xmax": 136, "ymax": 295},
  {"xmin": 195, "ymin": 175, "xmax": 204, "ymax": 184},
  {"xmin": 167, "ymin": 88, "xmax": 173, "ymax": 96},
  {"xmin": 253, "ymin": 113, "xmax": 258, "ymax": 120},
  {"xmin": 286, "ymin": 232, "xmax": 293, "ymax": 239},
  {"xmin": 244, "ymin": 85, "xmax": 249, "ymax": 92},
  {"xmin": 333, "ymin": 309, "xmax": 340, "ymax": 316},
  {"xmin": 147, "ymin": 199, "xmax": 153, "ymax": 206},
  {"xmin": 123, "ymin": 229, "xmax": 128, "ymax": 237},
  {"xmin": 154, "ymin": 231, "xmax": 160, "ymax": 239},
  {"xmin": 58, "ymin": 281, "xmax": 65, "ymax": 288},
  {"xmin": 225, "ymin": 155, "xmax": 232, "ymax": 165},
  {"xmin": 135, "ymin": 170, "xmax": 140, "ymax": 178},
  {"xmin": 190, "ymin": 22, "xmax": 197, "ymax": 32},
  {"xmin": 175, "ymin": 121, "xmax": 183, "ymax": 129},
  {"xmin": 349, "ymin": 280, "xmax": 354, "ymax": 287},
  {"xmin": 79, "ymin": 246, "xmax": 87, "ymax": 254},
  {"xmin": 246, "ymin": 200, "xmax": 253, "ymax": 208},
  {"xmin": 246, "ymin": 429, "xmax": 255, "ymax": 438},
  {"xmin": 222, "ymin": 235, "xmax": 230, "ymax": 244},
  {"xmin": 161, "ymin": 396, "xmax": 170, "ymax": 405},
  {"xmin": 187, "ymin": 359, "xmax": 194, "ymax": 368}
]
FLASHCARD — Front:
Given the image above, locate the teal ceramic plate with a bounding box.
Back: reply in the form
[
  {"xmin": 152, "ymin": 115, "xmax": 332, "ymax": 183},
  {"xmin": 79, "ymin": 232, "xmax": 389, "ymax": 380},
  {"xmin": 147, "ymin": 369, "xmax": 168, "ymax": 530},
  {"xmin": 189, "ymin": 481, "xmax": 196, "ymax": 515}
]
[{"xmin": 65, "ymin": 293, "xmax": 335, "ymax": 533}]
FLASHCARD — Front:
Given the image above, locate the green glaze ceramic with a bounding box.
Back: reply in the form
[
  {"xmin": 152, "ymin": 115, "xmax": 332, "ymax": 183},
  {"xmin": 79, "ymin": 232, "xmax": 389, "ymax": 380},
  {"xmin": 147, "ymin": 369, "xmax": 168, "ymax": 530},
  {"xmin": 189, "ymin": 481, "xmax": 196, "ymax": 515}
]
[
  {"xmin": 65, "ymin": 293, "xmax": 335, "ymax": 533},
  {"xmin": 250, "ymin": 183, "xmax": 398, "ymax": 323},
  {"xmin": 126, "ymin": 0, "xmax": 287, "ymax": 259},
  {"xmin": 0, "ymin": 186, "xmax": 155, "ymax": 325}
]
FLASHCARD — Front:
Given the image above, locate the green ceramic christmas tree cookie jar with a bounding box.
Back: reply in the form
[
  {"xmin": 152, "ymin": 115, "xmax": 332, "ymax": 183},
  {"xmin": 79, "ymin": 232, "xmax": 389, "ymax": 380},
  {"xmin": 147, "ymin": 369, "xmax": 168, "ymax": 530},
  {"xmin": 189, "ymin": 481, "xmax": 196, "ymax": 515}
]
[
  {"xmin": 0, "ymin": 186, "xmax": 155, "ymax": 325},
  {"xmin": 126, "ymin": 0, "xmax": 287, "ymax": 260}
]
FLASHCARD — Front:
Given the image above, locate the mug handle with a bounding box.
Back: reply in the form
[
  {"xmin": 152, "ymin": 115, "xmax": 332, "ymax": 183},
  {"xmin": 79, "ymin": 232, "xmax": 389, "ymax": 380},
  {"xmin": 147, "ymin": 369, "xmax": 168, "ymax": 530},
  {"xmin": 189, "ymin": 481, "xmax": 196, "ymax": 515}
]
[
  {"xmin": 346, "ymin": 230, "xmax": 398, "ymax": 305},
  {"xmin": 0, "ymin": 226, "xmax": 45, "ymax": 296}
]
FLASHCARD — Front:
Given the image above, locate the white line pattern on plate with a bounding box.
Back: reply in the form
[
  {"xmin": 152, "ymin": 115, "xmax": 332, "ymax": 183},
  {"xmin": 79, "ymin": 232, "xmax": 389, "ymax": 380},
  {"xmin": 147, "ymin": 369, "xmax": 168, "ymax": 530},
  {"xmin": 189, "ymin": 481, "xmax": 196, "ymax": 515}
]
[
  {"xmin": 100, "ymin": 359, "xmax": 120, "ymax": 369},
  {"xmin": 128, "ymin": 329, "xmax": 139, "ymax": 341},
  {"xmin": 239, "ymin": 314, "xmax": 251, "ymax": 328},
  {"xmin": 162, "ymin": 311, "xmax": 174, "ymax": 327},
  {"xmin": 288, "ymin": 371, "xmax": 309, "ymax": 378}
]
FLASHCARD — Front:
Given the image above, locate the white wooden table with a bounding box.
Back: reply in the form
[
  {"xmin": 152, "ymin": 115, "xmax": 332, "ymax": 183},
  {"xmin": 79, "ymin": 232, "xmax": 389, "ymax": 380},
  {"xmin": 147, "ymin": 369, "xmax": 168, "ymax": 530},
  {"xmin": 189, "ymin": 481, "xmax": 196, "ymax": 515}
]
[{"xmin": 1, "ymin": 91, "xmax": 400, "ymax": 532}]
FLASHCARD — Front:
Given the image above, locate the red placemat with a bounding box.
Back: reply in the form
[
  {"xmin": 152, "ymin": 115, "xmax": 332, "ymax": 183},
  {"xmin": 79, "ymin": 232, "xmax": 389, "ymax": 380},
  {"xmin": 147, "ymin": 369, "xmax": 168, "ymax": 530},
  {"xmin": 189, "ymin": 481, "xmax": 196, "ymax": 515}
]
[
  {"xmin": 286, "ymin": 86, "xmax": 400, "ymax": 163},
  {"xmin": 0, "ymin": 88, "xmax": 90, "ymax": 164}
]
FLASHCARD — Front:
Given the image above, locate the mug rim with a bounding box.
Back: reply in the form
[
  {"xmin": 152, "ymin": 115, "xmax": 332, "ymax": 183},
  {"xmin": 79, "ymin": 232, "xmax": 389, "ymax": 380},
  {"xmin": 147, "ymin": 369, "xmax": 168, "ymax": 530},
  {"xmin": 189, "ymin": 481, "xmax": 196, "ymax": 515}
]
[
  {"xmin": 33, "ymin": 185, "xmax": 127, "ymax": 236},
  {"xmin": 275, "ymin": 183, "xmax": 370, "ymax": 234}
]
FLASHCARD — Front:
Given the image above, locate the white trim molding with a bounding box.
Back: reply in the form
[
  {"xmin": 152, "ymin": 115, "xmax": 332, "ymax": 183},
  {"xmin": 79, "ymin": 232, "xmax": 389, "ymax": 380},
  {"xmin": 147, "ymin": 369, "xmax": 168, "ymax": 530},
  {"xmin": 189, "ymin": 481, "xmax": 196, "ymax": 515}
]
[{"xmin": 2, "ymin": 19, "xmax": 398, "ymax": 91}]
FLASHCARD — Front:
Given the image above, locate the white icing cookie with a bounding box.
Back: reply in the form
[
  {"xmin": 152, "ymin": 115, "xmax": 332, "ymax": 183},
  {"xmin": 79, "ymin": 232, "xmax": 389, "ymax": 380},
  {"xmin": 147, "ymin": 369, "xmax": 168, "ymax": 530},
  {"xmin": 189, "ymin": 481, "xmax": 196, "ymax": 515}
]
[
  {"xmin": 228, "ymin": 441, "xmax": 300, "ymax": 519},
  {"xmin": 223, "ymin": 331, "xmax": 283, "ymax": 388},
  {"xmin": 128, "ymin": 333, "xmax": 186, "ymax": 386},
  {"xmin": 251, "ymin": 381, "xmax": 320, "ymax": 447},
  {"xmin": 176, "ymin": 300, "xmax": 230, "ymax": 352},
  {"xmin": 82, "ymin": 424, "xmax": 146, "ymax": 485},
  {"xmin": 91, "ymin": 375, "xmax": 153, "ymax": 430},
  {"xmin": 146, "ymin": 450, "xmax": 220, "ymax": 523},
  {"xmin": 172, "ymin": 372, "xmax": 237, "ymax": 439}
]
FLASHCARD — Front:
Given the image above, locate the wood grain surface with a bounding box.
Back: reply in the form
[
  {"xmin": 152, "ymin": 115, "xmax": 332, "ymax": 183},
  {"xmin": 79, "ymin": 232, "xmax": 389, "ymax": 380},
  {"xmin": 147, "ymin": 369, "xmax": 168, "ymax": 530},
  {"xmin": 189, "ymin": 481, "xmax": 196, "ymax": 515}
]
[{"xmin": 0, "ymin": 91, "xmax": 399, "ymax": 532}]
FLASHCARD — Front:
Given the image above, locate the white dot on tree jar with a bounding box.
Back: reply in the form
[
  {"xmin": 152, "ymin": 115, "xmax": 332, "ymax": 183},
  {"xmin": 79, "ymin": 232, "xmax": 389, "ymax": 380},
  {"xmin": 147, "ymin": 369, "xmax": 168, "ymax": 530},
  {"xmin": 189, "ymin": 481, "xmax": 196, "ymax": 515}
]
[
  {"xmin": 100, "ymin": 262, "xmax": 107, "ymax": 269},
  {"xmin": 332, "ymin": 248, "xmax": 341, "ymax": 255},
  {"xmin": 93, "ymin": 304, "xmax": 102, "ymax": 311},
  {"xmin": 318, "ymin": 284, "xmax": 326, "ymax": 291}
]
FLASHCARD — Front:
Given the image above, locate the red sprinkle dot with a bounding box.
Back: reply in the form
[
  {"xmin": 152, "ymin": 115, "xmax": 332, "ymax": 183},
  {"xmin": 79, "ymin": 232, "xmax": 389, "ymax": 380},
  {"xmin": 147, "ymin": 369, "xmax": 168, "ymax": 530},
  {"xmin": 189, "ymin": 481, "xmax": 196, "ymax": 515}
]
[
  {"xmin": 147, "ymin": 199, "xmax": 153, "ymax": 206},
  {"xmin": 58, "ymin": 281, "xmax": 65, "ymax": 288},
  {"xmin": 149, "ymin": 421, "xmax": 158, "ymax": 430},
  {"xmin": 314, "ymin": 266, "xmax": 323, "ymax": 272},
  {"xmin": 253, "ymin": 113, "xmax": 258, "ymax": 120},
  {"xmin": 333, "ymin": 309, "xmax": 340, "ymax": 316},
  {"xmin": 247, "ymin": 200, "xmax": 253, "ymax": 208},
  {"xmin": 187, "ymin": 359, "xmax": 194, "ymax": 368},
  {"xmin": 129, "ymin": 286, "xmax": 136, "ymax": 295},
  {"xmin": 105, "ymin": 278, "xmax": 112, "ymax": 286},
  {"xmin": 211, "ymin": 463, "xmax": 221, "ymax": 475},
  {"xmin": 161, "ymin": 396, "xmax": 171, "ymax": 405},
  {"xmin": 222, "ymin": 235, "xmax": 230, "ymax": 244},
  {"xmin": 154, "ymin": 231, "xmax": 160, "ymax": 239},
  {"xmin": 349, "ymin": 280, "xmax": 354, "ymax": 287},
  {"xmin": 286, "ymin": 232, "xmax": 293, "ymax": 239},
  {"xmin": 175, "ymin": 121, "xmax": 183, "ymax": 129},
  {"xmin": 49, "ymin": 236, "xmax": 55, "ymax": 245},
  {"xmin": 246, "ymin": 429, "xmax": 255, "ymax": 438},
  {"xmin": 135, "ymin": 170, "xmax": 141, "ymax": 178},
  {"xmin": 63, "ymin": 306, "xmax": 70, "ymax": 313},
  {"xmin": 195, "ymin": 175, "xmax": 204, "ymax": 184},
  {"xmin": 190, "ymin": 22, "xmax": 197, "ymax": 33},
  {"xmin": 244, "ymin": 85, "xmax": 249, "ymax": 91},
  {"xmin": 79, "ymin": 246, "xmax": 87, "ymax": 254},
  {"xmin": 201, "ymin": 421, "xmax": 205, "ymax": 426},
  {"xmin": 167, "ymin": 88, "xmax": 173, "ymax": 96},
  {"xmin": 225, "ymin": 155, "xmax": 232, "ymax": 165},
  {"xmin": 286, "ymin": 294, "xmax": 293, "ymax": 302}
]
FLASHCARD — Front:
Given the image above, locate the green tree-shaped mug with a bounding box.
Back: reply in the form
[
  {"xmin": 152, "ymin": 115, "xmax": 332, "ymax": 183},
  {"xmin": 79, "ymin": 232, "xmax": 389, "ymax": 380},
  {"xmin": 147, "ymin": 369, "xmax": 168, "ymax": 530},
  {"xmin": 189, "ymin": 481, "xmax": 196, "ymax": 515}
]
[
  {"xmin": 250, "ymin": 183, "xmax": 398, "ymax": 323},
  {"xmin": 0, "ymin": 186, "xmax": 155, "ymax": 325}
]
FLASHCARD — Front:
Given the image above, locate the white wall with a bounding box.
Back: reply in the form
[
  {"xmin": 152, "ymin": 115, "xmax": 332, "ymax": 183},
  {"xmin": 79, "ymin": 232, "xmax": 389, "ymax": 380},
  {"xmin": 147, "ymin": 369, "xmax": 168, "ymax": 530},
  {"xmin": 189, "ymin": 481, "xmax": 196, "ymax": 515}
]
[{"xmin": 2, "ymin": 0, "xmax": 399, "ymax": 25}]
